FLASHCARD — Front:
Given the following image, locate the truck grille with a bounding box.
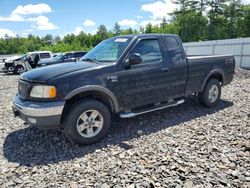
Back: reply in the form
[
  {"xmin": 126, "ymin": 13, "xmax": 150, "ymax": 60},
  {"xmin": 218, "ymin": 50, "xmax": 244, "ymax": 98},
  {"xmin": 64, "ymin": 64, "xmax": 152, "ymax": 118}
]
[
  {"xmin": 18, "ymin": 80, "xmax": 31, "ymax": 99},
  {"xmin": 4, "ymin": 62, "xmax": 14, "ymax": 69}
]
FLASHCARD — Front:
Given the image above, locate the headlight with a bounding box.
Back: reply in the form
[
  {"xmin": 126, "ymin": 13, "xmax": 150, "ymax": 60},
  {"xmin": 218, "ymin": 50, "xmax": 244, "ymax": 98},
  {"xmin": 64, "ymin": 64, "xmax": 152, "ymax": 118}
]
[{"xmin": 30, "ymin": 85, "xmax": 56, "ymax": 98}]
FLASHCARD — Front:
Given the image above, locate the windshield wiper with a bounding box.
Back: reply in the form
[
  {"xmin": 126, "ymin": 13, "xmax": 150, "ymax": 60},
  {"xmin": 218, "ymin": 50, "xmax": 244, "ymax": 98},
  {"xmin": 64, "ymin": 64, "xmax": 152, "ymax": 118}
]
[{"xmin": 81, "ymin": 58, "xmax": 100, "ymax": 64}]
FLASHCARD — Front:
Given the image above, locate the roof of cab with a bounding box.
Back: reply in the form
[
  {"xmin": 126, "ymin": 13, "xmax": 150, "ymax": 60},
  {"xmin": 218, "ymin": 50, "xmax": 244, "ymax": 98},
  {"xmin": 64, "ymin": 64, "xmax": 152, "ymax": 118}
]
[
  {"xmin": 64, "ymin": 51, "xmax": 87, "ymax": 53},
  {"xmin": 29, "ymin": 51, "xmax": 52, "ymax": 53},
  {"xmin": 113, "ymin": 33, "xmax": 178, "ymax": 38}
]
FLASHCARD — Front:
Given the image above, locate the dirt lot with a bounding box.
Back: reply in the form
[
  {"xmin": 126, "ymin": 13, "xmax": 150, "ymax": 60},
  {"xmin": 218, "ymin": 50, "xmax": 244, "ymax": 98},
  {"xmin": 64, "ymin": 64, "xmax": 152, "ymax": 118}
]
[{"xmin": 0, "ymin": 70, "xmax": 249, "ymax": 187}]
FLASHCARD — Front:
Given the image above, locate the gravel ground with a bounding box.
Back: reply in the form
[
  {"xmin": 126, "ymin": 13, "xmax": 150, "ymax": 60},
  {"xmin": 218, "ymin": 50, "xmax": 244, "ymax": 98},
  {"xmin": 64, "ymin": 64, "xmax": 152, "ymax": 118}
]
[{"xmin": 0, "ymin": 70, "xmax": 249, "ymax": 188}]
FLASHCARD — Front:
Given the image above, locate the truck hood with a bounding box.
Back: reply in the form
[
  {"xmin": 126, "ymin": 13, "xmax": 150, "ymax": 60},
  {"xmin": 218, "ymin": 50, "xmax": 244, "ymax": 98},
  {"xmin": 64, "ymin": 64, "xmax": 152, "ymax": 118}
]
[
  {"xmin": 21, "ymin": 61, "xmax": 99, "ymax": 83},
  {"xmin": 5, "ymin": 55, "xmax": 21, "ymax": 63}
]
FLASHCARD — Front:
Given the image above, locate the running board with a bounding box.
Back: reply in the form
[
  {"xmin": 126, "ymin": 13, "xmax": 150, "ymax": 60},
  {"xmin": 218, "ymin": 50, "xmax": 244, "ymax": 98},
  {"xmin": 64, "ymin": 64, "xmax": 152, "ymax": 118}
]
[{"xmin": 119, "ymin": 99, "xmax": 185, "ymax": 118}]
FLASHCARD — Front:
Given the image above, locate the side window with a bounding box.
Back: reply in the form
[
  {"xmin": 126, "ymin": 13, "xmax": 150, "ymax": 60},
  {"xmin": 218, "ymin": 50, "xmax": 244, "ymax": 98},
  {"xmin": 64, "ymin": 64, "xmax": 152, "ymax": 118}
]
[
  {"xmin": 75, "ymin": 52, "xmax": 85, "ymax": 58},
  {"xmin": 130, "ymin": 39, "xmax": 162, "ymax": 64},
  {"xmin": 74, "ymin": 53, "xmax": 79, "ymax": 58},
  {"xmin": 64, "ymin": 53, "xmax": 73, "ymax": 59},
  {"xmin": 164, "ymin": 37, "xmax": 183, "ymax": 63},
  {"xmin": 40, "ymin": 53, "xmax": 51, "ymax": 59}
]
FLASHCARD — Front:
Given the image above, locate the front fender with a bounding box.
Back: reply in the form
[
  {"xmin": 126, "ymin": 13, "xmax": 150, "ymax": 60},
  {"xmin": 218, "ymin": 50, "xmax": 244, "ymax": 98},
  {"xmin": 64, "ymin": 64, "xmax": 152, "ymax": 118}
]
[{"xmin": 64, "ymin": 85, "xmax": 120, "ymax": 113}]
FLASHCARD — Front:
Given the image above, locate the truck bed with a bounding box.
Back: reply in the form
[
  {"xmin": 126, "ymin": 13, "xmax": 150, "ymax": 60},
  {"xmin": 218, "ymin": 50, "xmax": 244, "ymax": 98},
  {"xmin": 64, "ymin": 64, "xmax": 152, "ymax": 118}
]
[{"xmin": 185, "ymin": 54, "xmax": 235, "ymax": 95}]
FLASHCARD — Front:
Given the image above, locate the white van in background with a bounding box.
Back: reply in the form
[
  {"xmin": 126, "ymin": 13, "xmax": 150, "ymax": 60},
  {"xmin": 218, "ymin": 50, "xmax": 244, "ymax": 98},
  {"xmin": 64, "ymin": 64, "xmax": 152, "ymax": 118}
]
[{"xmin": 2, "ymin": 51, "xmax": 53, "ymax": 74}]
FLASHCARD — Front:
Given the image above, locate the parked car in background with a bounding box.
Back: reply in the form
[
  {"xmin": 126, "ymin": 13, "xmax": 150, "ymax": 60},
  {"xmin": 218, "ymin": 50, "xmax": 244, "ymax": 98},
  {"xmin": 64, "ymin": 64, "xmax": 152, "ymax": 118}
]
[
  {"xmin": 0, "ymin": 57, "xmax": 6, "ymax": 71},
  {"xmin": 13, "ymin": 34, "xmax": 235, "ymax": 145},
  {"xmin": 2, "ymin": 55, "xmax": 22, "ymax": 73},
  {"xmin": 0, "ymin": 57, "xmax": 7, "ymax": 63},
  {"xmin": 2, "ymin": 51, "xmax": 53, "ymax": 74},
  {"xmin": 52, "ymin": 53, "xmax": 62, "ymax": 58},
  {"xmin": 37, "ymin": 51, "xmax": 87, "ymax": 67}
]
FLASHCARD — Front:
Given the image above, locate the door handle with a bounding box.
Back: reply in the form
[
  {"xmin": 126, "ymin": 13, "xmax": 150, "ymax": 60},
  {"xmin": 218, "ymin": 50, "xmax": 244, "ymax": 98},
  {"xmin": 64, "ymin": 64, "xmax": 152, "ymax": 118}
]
[{"xmin": 161, "ymin": 67, "xmax": 169, "ymax": 72}]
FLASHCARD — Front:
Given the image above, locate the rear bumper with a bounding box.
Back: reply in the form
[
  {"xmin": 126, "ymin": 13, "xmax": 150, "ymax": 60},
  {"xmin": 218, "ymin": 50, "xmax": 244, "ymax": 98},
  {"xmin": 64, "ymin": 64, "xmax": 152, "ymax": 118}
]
[{"xmin": 13, "ymin": 94, "xmax": 65, "ymax": 129}]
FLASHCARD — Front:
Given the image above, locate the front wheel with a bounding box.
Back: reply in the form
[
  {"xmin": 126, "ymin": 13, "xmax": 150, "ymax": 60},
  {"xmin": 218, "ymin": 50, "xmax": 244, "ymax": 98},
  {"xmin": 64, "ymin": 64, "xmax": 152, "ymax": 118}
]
[
  {"xmin": 198, "ymin": 79, "xmax": 221, "ymax": 107},
  {"xmin": 14, "ymin": 65, "xmax": 25, "ymax": 75},
  {"xmin": 63, "ymin": 99, "xmax": 111, "ymax": 145}
]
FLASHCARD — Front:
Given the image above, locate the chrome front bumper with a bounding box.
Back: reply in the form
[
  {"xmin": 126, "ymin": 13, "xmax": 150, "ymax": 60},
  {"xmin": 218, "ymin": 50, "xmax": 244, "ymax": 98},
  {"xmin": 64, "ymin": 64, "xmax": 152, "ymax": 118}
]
[{"xmin": 13, "ymin": 94, "xmax": 65, "ymax": 129}]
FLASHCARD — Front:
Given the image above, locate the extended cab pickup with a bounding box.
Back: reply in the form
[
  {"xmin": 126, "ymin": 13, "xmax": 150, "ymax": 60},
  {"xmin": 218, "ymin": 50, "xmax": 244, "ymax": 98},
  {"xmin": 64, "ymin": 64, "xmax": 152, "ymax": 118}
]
[{"xmin": 13, "ymin": 34, "xmax": 235, "ymax": 145}]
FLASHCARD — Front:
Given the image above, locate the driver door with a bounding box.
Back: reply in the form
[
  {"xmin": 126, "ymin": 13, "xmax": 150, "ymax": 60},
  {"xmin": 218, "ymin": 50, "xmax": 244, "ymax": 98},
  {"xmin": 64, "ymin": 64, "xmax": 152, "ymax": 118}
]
[{"xmin": 117, "ymin": 37, "xmax": 171, "ymax": 110}]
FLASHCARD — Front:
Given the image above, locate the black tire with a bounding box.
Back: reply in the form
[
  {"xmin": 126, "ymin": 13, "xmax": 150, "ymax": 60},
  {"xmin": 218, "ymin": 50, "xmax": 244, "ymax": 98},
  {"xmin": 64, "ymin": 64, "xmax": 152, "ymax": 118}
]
[
  {"xmin": 198, "ymin": 79, "xmax": 221, "ymax": 107},
  {"xmin": 63, "ymin": 99, "xmax": 111, "ymax": 145},
  {"xmin": 14, "ymin": 65, "xmax": 24, "ymax": 75}
]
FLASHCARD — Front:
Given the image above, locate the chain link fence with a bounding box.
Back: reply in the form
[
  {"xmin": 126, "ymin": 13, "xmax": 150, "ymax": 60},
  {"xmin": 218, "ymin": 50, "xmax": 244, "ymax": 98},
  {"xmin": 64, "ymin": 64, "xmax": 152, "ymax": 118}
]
[{"xmin": 183, "ymin": 37, "xmax": 250, "ymax": 69}]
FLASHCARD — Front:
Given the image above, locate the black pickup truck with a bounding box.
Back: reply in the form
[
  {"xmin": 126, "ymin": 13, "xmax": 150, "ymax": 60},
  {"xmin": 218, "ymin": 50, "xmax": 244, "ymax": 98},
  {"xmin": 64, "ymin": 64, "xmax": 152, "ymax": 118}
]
[{"xmin": 13, "ymin": 34, "xmax": 235, "ymax": 145}]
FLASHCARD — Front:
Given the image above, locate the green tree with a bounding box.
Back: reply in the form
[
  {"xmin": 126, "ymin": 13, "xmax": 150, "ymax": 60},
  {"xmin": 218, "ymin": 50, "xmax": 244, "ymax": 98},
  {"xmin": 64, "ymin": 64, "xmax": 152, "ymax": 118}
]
[
  {"xmin": 171, "ymin": 0, "xmax": 198, "ymax": 38},
  {"xmin": 145, "ymin": 23, "xmax": 153, "ymax": 33},
  {"xmin": 160, "ymin": 17, "xmax": 167, "ymax": 30},
  {"xmin": 54, "ymin": 36, "xmax": 61, "ymax": 44},
  {"xmin": 174, "ymin": 11, "xmax": 208, "ymax": 41},
  {"xmin": 97, "ymin": 25, "xmax": 108, "ymax": 39},
  {"xmin": 42, "ymin": 34, "xmax": 54, "ymax": 45},
  {"xmin": 224, "ymin": 0, "xmax": 242, "ymax": 38},
  {"xmin": 63, "ymin": 34, "xmax": 77, "ymax": 45},
  {"xmin": 236, "ymin": 4, "xmax": 250, "ymax": 37},
  {"xmin": 120, "ymin": 28, "xmax": 137, "ymax": 35},
  {"xmin": 171, "ymin": 0, "xmax": 209, "ymax": 41},
  {"xmin": 0, "ymin": 1, "xmax": 250, "ymax": 55},
  {"xmin": 207, "ymin": 0, "xmax": 227, "ymax": 40},
  {"xmin": 198, "ymin": 0, "xmax": 208, "ymax": 15},
  {"xmin": 113, "ymin": 22, "xmax": 121, "ymax": 35}
]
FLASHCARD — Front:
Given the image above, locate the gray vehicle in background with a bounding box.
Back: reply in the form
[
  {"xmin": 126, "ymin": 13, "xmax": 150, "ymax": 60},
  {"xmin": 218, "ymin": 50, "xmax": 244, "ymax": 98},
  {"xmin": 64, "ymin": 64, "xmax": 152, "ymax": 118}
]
[
  {"xmin": 2, "ymin": 51, "xmax": 53, "ymax": 74},
  {"xmin": 37, "ymin": 51, "xmax": 87, "ymax": 67}
]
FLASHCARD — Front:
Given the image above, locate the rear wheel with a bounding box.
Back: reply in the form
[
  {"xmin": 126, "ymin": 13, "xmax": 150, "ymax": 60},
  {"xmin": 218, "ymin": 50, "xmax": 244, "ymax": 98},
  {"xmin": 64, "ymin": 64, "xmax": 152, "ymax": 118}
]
[
  {"xmin": 198, "ymin": 79, "xmax": 221, "ymax": 107},
  {"xmin": 63, "ymin": 99, "xmax": 111, "ymax": 145}
]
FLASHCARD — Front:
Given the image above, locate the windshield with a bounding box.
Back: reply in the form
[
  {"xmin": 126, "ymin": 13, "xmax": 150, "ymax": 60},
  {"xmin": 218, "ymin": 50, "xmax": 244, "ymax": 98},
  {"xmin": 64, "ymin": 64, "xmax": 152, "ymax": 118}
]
[
  {"xmin": 80, "ymin": 37, "xmax": 132, "ymax": 62},
  {"xmin": 20, "ymin": 54, "xmax": 29, "ymax": 61},
  {"xmin": 55, "ymin": 53, "xmax": 65, "ymax": 60}
]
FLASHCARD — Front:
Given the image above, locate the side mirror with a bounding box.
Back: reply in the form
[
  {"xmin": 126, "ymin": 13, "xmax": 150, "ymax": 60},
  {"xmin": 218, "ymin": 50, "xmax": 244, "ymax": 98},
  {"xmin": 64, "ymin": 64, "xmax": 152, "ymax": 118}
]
[{"xmin": 128, "ymin": 53, "xmax": 142, "ymax": 65}]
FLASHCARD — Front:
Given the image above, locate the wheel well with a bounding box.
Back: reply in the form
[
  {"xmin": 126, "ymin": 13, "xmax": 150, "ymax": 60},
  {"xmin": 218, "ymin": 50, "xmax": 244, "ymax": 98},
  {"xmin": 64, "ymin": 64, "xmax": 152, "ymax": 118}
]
[
  {"xmin": 208, "ymin": 73, "xmax": 223, "ymax": 85},
  {"xmin": 62, "ymin": 91, "xmax": 115, "ymax": 122},
  {"xmin": 201, "ymin": 72, "xmax": 224, "ymax": 92}
]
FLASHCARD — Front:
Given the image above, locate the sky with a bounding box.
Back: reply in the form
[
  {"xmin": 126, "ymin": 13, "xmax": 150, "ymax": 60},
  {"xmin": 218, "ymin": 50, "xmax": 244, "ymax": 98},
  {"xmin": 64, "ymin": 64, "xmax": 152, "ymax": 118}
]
[{"xmin": 0, "ymin": 0, "xmax": 250, "ymax": 38}]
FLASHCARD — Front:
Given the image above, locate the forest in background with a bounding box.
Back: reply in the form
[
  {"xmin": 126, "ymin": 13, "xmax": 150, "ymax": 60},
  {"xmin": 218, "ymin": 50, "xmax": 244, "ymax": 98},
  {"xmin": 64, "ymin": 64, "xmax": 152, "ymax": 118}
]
[{"xmin": 0, "ymin": 0, "xmax": 249, "ymax": 54}]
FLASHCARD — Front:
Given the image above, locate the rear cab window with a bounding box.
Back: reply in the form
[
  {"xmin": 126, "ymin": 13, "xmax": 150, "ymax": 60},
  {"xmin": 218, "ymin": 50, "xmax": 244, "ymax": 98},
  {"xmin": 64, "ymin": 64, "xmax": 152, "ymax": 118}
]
[
  {"xmin": 163, "ymin": 37, "xmax": 183, "ymax": 63},
  {"xmin": 40, "ymin": 53, "xmax": 51, "ymax": 59}
]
